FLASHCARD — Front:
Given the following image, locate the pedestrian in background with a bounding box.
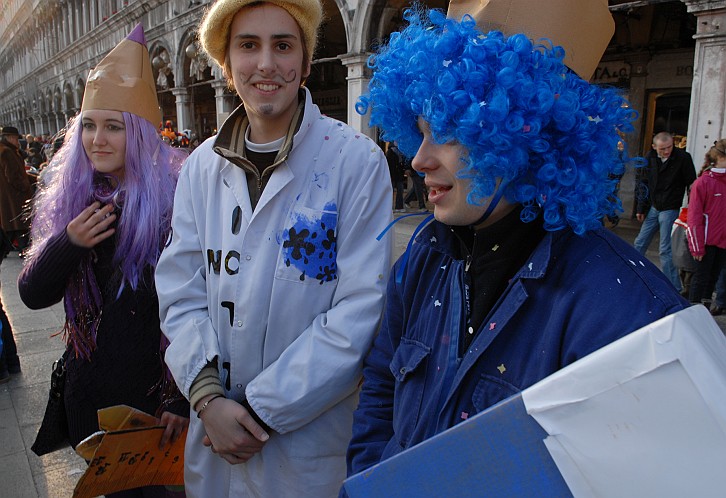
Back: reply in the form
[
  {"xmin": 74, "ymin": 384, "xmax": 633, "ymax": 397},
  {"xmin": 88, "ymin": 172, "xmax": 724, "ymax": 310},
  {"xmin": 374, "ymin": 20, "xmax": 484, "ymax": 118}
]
[
  {"xmin": 0, "ymin": 125, "xmax": 26, "ymax": 382},
  {"xmin": 686, "ymin": 139, "xmax": 726, "ymax": 310},
  {"xmin": 403, "ymin": 156, "xmax": 428, "ymax": 212},
  {"xmin": 0, "ymin": 126, "xmax": 33, "ymax": 251},
  {"xmin": 154, "ymin": 0, "xmax": 392, "ymax": 496},
  {"xmin": 0, "ymin": 246, "xmax": 20, "ymax": 383},
  {"xmin": 387, "ymin": 142, "xmax": 406, "ymax": 213},
  {"xmin": 18, "ymin": 24, "xmax": 189, "ymax": 498},
  {"xmin": 710, "ymin": 268, "xmax": 726, "ymax": 315},
  {"xmin": 633, "ymin": 131, "xmax": 696, "ymax": 292},
  {"xmin": 26, "ymin": 136, "xmax": 45, "ymax": 170}
]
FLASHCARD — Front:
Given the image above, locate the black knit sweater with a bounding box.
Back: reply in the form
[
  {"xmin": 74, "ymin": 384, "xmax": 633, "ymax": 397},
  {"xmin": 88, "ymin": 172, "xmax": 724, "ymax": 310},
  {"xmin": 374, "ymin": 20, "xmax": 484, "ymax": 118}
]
[
  {"xmin": 452, "ymin": 207, "xmax": 546, "ymax": 354},
  {"xmin": 18, "ymin": 229, "xmax": 188, "ymax": 447}
]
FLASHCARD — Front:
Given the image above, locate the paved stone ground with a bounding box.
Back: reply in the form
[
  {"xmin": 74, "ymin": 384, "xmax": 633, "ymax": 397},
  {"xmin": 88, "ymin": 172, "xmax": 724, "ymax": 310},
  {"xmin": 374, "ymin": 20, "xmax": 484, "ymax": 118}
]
[
  {"xmin": 0, "ymin": 213, "xmax": 723, "ymax": 497},
  {"xmin": 0, "ymin": 252, "xmax": 86, "ymax": 498}
]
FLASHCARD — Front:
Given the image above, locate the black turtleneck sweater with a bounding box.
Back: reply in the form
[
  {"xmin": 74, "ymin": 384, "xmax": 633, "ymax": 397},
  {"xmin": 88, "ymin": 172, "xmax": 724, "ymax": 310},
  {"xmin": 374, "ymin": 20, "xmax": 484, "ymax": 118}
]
[{"xmin": 452, "ymin": 207, "xmax": 546, "ymax": 354}]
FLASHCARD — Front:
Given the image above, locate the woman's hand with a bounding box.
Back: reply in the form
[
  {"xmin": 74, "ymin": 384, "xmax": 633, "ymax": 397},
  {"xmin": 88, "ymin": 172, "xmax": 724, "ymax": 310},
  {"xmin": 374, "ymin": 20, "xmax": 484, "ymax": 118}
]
[
  {"xmin": 158, "ymin": 411, "xmax": 190, "ymax": 450},
  {"xmin": 66, "ymin": 202, "xmax": 116, "ymax": 248}
]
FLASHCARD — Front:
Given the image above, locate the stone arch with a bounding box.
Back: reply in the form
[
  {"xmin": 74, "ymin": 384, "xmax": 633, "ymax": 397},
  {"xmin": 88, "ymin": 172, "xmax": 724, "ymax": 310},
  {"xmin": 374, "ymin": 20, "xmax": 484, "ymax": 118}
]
[
  {"xmin": 149, "ymin": 37, "xmax": 178, "ymax": 129},
  {"xmin": 46, "ymin": 88, "xmax": 53, "ymax": 106},
  {"xmin": 177, "ymin": 29, "xmax": 217, "ymax": 139},
  {"xmin": 356, "ymin": 0, "xmax": 446, "ymax": 54},
  {"xmin": 75, "ymin": 78, "xmax": 85, "ymax": 110},
  {"xmin": 54, "ymin": 86, "xmax": 63, "ymax": 113},
  {"xmin": 306, "ymin": 0, "xmax": 350, "ymax": 122},
  {"xmin": 179, "ymin": 30, "xmax": 212, "ymax": 88},
  {"xmin": 20, "ymin": 99, "xmax": 28, "ymax": 119},
  {"xmin": 62, "ymin": 82, "xmax": 73, "ymax": 111},
  {"xmin": 319, "ymin": 0, "xmax": 351, "ymax": 54},
  {"xmin": 150, "ymin": 39, "xmax": 175, "ymax": 91},
  {"xmin": 17, "ymin": 100, "xmax": 27, "ymax": 131},
  {"xmin": 325, "ymin": 0, "xmax": 354, "ymax": 50},
  {"xmin": 51, "ymin": 86, "xmax": 63, "ymax": 133},
  {"xmin": 39, "ymin": 90, "xmax": 48, "ymax": 116}
]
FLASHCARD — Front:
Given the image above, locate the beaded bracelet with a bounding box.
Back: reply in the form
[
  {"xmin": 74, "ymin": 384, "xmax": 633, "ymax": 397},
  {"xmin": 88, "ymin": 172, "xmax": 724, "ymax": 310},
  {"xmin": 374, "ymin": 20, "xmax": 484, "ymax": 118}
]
[{"xmin": 196, "ymin": 394, "xmax": 224, "ymax": 419}]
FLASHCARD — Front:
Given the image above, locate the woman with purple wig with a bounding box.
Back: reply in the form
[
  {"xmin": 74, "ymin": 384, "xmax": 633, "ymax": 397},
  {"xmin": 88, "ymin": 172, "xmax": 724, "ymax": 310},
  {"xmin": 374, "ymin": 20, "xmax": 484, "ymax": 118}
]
[{"xmin": 18, "ymin": 24, "xmax": 189, "ymax": 498}]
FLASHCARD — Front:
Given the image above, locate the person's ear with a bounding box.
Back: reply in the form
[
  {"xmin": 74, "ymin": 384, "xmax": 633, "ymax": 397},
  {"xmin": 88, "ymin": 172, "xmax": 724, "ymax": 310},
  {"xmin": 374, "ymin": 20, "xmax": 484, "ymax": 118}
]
[{"xmin": 302, "ymin": 60, "xmax": 311, "ymax": 81}]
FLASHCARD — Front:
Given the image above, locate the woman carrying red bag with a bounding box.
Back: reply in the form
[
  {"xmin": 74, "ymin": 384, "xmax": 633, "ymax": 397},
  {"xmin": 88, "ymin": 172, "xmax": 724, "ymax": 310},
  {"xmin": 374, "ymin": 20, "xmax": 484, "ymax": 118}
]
[{"xmin": 686, "ymin": 139, "xmax": 726, "ymax": 308}]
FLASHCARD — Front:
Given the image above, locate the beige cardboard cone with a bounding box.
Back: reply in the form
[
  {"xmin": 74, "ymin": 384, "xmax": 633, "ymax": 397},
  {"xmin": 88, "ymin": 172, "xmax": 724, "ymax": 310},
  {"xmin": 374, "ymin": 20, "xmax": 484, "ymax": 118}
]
[
  {"xmin": 81, "ymin": 23, "xmax": 161, "ymax": 126},
  {"xmin": 447, "ymin": 0, "xmax": 614, "ymax": 80}
]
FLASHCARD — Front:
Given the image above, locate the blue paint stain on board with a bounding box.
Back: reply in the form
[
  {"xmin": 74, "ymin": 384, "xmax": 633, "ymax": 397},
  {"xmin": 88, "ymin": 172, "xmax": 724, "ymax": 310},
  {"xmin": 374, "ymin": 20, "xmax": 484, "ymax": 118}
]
[{"xmin": 282, "ymin": 202, "xmax": 337, "ymax": 284}]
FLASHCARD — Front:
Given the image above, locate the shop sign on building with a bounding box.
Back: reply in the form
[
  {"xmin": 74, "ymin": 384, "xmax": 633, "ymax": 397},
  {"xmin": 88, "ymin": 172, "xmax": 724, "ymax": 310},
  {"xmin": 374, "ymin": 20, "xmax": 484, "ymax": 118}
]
[
  {"xmin": 313, "ymin": 89, "xmax": 347, "ymax": 122},
  {"xmin": 647, "ymin": 52, "xmax": 695, "ymax": 89},
  {"xmin": 592, "ymin": 61, "xmax": 630, "ymax": 84}
]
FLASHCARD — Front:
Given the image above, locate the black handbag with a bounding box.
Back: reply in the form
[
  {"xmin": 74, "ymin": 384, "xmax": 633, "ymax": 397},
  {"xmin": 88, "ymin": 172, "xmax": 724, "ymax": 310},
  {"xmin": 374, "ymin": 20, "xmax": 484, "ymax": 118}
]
[
  {"xmin": 31, "ymin": 351, "xmax": 70, "ymax": 456},
  {"xmin": 0, "ymin": 228, "xmax": 14, "ymax": 259}
]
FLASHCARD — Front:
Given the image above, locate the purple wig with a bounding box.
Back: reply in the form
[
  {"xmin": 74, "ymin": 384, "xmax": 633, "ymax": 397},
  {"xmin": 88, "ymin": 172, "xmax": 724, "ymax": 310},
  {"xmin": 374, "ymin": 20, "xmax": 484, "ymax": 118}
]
[{"xmin": 25, "ymin": 112, "xmax": 186, "ymax": 357}]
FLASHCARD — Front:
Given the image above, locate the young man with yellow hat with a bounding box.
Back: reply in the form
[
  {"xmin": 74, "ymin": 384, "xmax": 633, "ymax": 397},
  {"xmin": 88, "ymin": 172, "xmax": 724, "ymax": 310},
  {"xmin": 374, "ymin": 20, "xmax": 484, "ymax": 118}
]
[
  {"xmin": 345, "ymin": 0, "xmax": 690, "ymax": 480},
  {"xmin": 155, "ymin": 0, "xmax": 392, "ymax": 496}
]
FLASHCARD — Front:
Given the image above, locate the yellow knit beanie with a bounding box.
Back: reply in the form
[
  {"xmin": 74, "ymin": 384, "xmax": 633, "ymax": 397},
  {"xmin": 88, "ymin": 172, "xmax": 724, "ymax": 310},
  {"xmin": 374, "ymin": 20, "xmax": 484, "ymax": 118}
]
[{"xmin": 199, "ymin": 0, "xmax": 323, "ymax": 67}]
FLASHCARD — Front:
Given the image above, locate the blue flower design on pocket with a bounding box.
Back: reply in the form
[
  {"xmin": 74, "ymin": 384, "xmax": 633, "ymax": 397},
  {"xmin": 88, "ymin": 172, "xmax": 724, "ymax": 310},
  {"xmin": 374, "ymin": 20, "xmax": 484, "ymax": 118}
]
[{"xmin": 282, "ymin": 203, "xmax": 337, "ymax": 284}]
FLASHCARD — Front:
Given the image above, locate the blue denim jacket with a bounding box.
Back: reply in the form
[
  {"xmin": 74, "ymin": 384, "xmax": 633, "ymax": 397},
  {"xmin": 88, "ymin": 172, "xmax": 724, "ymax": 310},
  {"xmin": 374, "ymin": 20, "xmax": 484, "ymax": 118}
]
[{"xmin": 347, "ymin": 221, "xmax": 689, "ymax": 475}]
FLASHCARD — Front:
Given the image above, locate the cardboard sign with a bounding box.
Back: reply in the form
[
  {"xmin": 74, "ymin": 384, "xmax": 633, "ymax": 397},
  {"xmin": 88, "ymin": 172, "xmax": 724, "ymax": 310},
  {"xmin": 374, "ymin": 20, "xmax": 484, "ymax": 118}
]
[
  {"xmin": 446, "ymin": 0, "xmax": 614, "ymax": 80},
  {"xmin": 344, "ymin": 393, "xmax": 571, "ymax": 497},
  {"xmin": 73, "ymin": 406, "xmax": 186, "ymax": 498},
  {"xmin": 345, "ymin": 305, "xmax": 726, "ymax": 497}
]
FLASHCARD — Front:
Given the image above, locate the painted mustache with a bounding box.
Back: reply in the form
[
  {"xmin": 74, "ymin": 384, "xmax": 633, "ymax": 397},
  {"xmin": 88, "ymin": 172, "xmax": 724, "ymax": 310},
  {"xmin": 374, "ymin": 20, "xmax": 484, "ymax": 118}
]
[{"xmin": 250, "ymin": 69, "xmax": 298, "ymax": 86}]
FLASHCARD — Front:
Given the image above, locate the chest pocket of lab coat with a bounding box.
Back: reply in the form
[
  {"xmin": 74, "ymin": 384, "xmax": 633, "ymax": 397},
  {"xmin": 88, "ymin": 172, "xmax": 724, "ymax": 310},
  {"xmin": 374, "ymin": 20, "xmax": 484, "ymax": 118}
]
[
  {"xmin": 389, "ymin": 338, "xmax": 430, "ymax": 445},
  {"xmin": 275, "ymin": 205, "xmax": 338, "ymax": 285}
]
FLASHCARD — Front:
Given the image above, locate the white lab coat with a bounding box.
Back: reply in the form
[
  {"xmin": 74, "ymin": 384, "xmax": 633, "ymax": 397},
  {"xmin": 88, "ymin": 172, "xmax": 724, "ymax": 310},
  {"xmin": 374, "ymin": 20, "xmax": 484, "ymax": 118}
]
[{"xmin": 155, "ymin": 90, "xmax": 392, "ymax": 497}]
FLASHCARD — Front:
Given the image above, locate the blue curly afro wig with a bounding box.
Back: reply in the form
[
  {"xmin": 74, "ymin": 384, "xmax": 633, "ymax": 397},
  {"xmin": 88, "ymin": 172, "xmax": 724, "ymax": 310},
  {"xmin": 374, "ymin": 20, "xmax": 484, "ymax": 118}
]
[{"xmin": 357, "ymin": 8, "xmax": 640, "ymax": 235}]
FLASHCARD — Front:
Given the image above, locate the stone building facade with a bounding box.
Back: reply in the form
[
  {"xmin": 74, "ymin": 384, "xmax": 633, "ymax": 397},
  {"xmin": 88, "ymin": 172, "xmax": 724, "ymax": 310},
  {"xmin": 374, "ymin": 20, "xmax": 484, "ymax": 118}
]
[{"xmin": 1, "ymin": 0, "xmax": 725, "ymax": 166}]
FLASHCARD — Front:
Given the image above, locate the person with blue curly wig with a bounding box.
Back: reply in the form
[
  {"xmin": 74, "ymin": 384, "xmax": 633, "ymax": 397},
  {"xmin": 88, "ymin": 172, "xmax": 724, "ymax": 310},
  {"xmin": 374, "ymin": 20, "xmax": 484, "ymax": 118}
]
[{"xmin": 344, "ymin": 0, "xmax": 691, "ymax": 485}]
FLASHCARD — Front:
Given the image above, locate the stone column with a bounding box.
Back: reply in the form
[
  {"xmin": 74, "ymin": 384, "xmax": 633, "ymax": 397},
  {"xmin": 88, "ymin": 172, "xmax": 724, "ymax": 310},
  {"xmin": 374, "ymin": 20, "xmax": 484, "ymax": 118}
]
[
  {"xmin": 340, "ymin": 53, "xmax": 375, "ymax": 139},
  {"xmin": 623, "ymin": 54, "xmax": 651, "ymax": 157},
  {"xmin": 41, "ymin": 114, "xmax": 50, "ymax": 135},
  {"xmin": 171, "ymin": 87, "xmax": 193, "ymax": 134},
  {"xmin": 65, "ymin": 110, "xmax": 76, "ymax": 124},
  {"xmin": 57, "ymin": 112, "xmax": 67, "ymax": 133},
  {"xmin": 683, "ymin": 0, "xmax": 726, "ymax": 162},
  {"xmin": 212, "ymin": 80, "xmax": 237, "ymax": 130}
]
